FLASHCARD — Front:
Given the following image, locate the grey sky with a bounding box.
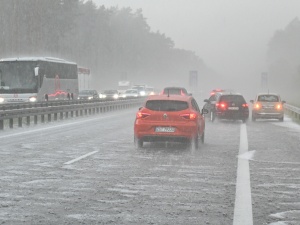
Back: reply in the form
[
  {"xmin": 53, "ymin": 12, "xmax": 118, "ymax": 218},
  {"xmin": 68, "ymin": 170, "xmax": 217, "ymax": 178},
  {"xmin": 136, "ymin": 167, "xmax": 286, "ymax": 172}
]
[{"xmin": 94, "ymin": 0, "xmax": 300, "ymax": 81}]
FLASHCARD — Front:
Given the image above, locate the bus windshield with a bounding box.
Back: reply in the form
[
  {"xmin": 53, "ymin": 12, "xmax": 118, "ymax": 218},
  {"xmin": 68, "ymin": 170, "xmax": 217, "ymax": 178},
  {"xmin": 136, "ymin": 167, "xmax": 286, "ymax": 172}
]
[{"xmin": 0, "ymin": 61, "xmax": 38, "ymax": 93}]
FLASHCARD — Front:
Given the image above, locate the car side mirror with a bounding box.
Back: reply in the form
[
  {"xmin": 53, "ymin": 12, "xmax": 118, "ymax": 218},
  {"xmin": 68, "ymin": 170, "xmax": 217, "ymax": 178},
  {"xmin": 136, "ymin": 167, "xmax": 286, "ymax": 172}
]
[
  {"xmin": 250, "ymin": 100, "xmax": 254, "ymax": 104},
  {"xmin": 201, "ymin": 108, "xmax": 209, "ymax": 115},
  {"xmin": 138, "ymin": 107, "xmax": 143, "ymax": 110},
  {"xmin": 204, "ymin": 99, "xmax": 209, "ymax": 103},
  {"xmin": 282, "ymin": 100, "xmax": 286, "ymax": 104}
]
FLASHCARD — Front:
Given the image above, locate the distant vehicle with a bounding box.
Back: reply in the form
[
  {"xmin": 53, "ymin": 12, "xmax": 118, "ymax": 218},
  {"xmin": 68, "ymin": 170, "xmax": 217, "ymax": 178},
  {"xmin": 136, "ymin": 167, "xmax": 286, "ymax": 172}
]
[
  {"xmin": 77, "ymin": 89, "xmax": 99, "ymax": 100},
  {"xmin": 134, "ymin": 94, "xmax": 208, "ymax": 149},
  {"xmin": 250, "ymin": 93, "xmax": 285, "ymax": 122},
  {"xmin": 121, "ymin": 89, "xmax": 139, "ymax": 98},
  {"xmin": 99, "ymin": 89, "xmax": 119, "ymax": 100},
  {"xmin": 131, "ymin": 84, "xmax": 147, "ymax": 96},
  {"xmin": 210, "ymin": 88, "xmax": 225, "ymax": 96},
  {"xmin": 161, "ymin": 87, "xmax": 189, "ymax": 96},
  {"xmin": 118, "ymin": 80, "xmax": 131, "ymax": 94},
  {"xmin": 0, "ymin": 57, "xmax": 78, "ymax": 103},
  {"xmin": 145, "ymin": 87, "xmax": 156, "ymax": 96},
  {"xmin": 212, "ymin": 92, "xmax": 249, "ymax": 123},
  {"xmin": 132, "ymin": 85, "xmax": 147, "ymax": 96},
  {"xmin": 203, "ymin": 92, "xmax": 223, "ymax": 122},
  {"xmin": 78, "ymin": 67, "xmax": 91, "ymax": 91}
]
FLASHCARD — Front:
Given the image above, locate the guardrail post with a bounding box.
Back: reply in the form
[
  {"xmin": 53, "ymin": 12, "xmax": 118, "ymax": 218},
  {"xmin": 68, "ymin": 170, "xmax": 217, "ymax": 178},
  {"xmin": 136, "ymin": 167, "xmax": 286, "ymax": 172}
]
[
  {"xmin": 71, "ymin": 111, "xmax": 74, "ymax": 117},
  {"xmin": 18, "ymin": 117, "xmax": 22, "ymax": 127},
  {"xmin": 60, "ymin": 112, "xmax": 63, "ymax": 120},
  {"xmin": 34, "ymin": 115, "xmax": 38, "ymax": 124},
  {"xmin": 9, "ymin": 119, "xmax": 13, "ymax": 128},
  {"xmin": 48, "ymin": 114, "xmax": 51, "ymax": 122},
  {"xmin": 66, "ymin": 111, "xmax": 68, "ymax": 119},
  {"xmin": 26, "ymin": 116, "xmax": 30, "ymax": 126},
  {"xmin": 41, "ymin": 115, "xmax": 45, "ymax": 123},
  {"xmin": 54, "ymin": 113, "xmax": 58, "ymax": 121},
  {"xmin": 0, "ymin": 120, "xmax": 3, "ymax": 130}
]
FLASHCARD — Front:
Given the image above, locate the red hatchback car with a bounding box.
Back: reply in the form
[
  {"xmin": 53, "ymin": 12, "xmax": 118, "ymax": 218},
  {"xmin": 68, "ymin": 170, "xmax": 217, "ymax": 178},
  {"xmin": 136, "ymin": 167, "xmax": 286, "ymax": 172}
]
[{"xmin": 134, "ymin": 95, "xmax": 208, "ymax": 149}]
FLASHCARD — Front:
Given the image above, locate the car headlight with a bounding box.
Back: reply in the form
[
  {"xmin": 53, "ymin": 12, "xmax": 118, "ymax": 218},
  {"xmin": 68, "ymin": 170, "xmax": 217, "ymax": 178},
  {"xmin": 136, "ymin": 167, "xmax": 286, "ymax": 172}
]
[
  {"xmin": 113, "ymin": 94, "xmax": 119, "ymax": 99},
  {"xmin": 100, "ymin": 94, "xmax": 107, "ymax": 98},
  {"xmin": 29, "ymin": 96, "xmax": 37, "ymax": 102},
  {"xmin": 88, "ymin": 96, "xmax": 93, "ymax": 100},
  {"xmin": 140, "ymin": 91, "xmax": 146, "ymax": 96},
  {"xmin": 0, "ymin": 97, "xmax": 4, "ymax": 103}
]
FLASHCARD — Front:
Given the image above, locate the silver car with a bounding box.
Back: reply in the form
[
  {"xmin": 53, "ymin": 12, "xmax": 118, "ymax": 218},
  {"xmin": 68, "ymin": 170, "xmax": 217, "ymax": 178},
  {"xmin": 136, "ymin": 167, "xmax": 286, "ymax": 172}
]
[{"xmin": 250, "ymin": 93, "xmax": 286, "ymax": 122}]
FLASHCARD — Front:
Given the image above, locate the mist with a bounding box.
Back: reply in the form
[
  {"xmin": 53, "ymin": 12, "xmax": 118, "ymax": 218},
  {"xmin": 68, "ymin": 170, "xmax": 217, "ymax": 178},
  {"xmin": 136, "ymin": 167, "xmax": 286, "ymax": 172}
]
[{"xmin": 95, "ymin": 0, "xmax": 300, "ymax": 102}]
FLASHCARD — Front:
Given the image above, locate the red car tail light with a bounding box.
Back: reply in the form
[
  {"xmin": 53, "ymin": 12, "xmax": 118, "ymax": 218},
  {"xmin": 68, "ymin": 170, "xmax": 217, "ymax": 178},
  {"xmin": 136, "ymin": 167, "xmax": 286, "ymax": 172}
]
[
  {"xmin": 136, "ymin": 112, "xmax": 150, "ymax": 119},
  {"xmin": 180, "ymin": 113, "xmax": 197, "ymax": 120},
  {"xmin": 242, "ymin": 103, "xmax": 248, "ymax": 108}
]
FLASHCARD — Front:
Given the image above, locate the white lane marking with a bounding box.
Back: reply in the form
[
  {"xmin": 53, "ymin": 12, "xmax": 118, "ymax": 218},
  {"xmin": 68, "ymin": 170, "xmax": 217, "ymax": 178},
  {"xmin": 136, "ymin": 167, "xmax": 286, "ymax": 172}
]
[
  {"xmin": 233, "ymin": 124, "xmax": 253, "ymax": 225},
  {"xmin": 64, "ymin": 150, "xmax": 98, "ymax": 165},
  {"xmin": 238, "ymin": 150, "xmax": 256, "ymax": 160}
]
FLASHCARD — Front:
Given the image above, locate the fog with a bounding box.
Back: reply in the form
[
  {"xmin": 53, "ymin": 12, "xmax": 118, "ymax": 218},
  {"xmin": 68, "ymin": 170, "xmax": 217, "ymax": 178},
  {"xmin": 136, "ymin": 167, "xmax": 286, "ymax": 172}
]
[{"xmin": 95, "ymin": 0, "xmax": 300, "ymax": 102}]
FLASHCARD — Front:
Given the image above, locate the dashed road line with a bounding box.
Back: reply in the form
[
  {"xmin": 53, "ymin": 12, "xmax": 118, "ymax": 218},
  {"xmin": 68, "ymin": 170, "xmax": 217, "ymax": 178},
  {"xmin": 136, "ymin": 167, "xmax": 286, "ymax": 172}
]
[
  {"xmin": 64, "ymin": 150, "xmax": 99, "ymax": 165},
  {"xmin": 233, "ymin": 123, "xmax": 253, "ymax": 225}
]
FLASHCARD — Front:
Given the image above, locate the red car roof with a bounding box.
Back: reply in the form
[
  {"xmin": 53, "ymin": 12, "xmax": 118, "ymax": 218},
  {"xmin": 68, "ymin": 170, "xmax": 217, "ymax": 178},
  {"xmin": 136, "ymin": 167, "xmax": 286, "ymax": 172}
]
[{"xmin": 145, "ymin": 94, "xmax": 192, "ymax": 101}]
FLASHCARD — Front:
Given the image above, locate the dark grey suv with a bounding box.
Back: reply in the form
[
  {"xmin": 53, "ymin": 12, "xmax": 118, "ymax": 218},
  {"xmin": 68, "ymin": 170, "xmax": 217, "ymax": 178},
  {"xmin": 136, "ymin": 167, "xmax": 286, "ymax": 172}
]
[
  {"xmin": 215, "ymin": 93, "xmax": 249, "ymax": 123},
  {"xmin": 205, "ymin": 92, "xmax": 249, "ymax": 123}
]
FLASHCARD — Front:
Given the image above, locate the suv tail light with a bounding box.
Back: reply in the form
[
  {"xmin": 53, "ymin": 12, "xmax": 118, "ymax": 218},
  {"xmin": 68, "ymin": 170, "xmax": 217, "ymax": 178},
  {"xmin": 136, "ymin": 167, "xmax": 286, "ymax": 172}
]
[
  {"xmin": 136, "ymin": 112, "xmax": 150, "ymax": 119},
  {"xmin": 216, "ymin": 102, "xmax": 227, "ymax": 109},
  {"xmin": 242, "ymin": 103, "xmax": 248, "ymax": 108},
  {"xmin": 180, "ymin": 113, "xmax": 197, "ymax": 120}
]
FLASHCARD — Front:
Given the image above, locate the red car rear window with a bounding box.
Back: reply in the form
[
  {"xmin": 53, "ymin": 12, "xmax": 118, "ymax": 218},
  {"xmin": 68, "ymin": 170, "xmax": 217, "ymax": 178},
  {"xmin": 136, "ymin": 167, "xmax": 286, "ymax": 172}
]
[{"xmin": 145, "ymin": 100, "xmax": 188, "ymax": 111}]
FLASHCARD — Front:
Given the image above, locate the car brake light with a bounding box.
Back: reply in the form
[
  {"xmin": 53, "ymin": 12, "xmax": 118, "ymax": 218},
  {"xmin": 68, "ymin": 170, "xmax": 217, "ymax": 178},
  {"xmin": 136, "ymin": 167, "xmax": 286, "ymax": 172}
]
[
  {"xmin": 180, "ymin": 113, "xmax": 197, "ymax": 120},
  {"xmin": 216, "ymin": 102, "xmax": 227, "ymax": 109},
  {"xmin": 136, "ymin": 112, "xmax": 150, "ymax": 119},
  {"xmin": 242, "ymin": 103, "xmax": 248, "ymax": 108}
]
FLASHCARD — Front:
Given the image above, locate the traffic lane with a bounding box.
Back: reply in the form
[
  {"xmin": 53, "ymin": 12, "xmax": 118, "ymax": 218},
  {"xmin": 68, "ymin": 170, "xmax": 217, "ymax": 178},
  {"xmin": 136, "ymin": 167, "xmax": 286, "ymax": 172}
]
[
  {"xmin": 247, "ymin": 118, "xmax": 300, "ymax": 224},
  {"xmin": 59, "ymin": 120, "xmax": 241, "ymax": 225},
  {"xmin": 0, "ymin": 109, "xmax": 139, "ymax": 224},
  {"xmin": 0, "ymin": 110, "xmax": 241, "ymax": 224}
]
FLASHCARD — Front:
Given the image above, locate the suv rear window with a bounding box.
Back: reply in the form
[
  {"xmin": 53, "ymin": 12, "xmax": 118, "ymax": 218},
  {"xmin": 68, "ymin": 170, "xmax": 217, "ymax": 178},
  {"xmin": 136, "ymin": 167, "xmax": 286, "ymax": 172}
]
[
  {"xmin": 219, "ymin": 95, "xmax": 246, "ymax": 104},
  {"xmin": 258, "ymin": 95, "xmax": 279, "ymax": 102},
  {"xmin": 146, "ymin": 100, "xmax": 188, "ymax": 111}
]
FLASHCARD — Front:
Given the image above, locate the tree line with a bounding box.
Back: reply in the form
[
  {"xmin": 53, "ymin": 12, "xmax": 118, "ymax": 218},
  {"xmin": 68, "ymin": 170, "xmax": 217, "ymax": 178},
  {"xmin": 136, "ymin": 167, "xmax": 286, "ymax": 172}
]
[
  {"xmin": 267, "ymin": 17, "xmax": 300, "ymax": 105},
  {"xmin": 0, "ymin": 0, "xmax": 212, "ymax": 91}
]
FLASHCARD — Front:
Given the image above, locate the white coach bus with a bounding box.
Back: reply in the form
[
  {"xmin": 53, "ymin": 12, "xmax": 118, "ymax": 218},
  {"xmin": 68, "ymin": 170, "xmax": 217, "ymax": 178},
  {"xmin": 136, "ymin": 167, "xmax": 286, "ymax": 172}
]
[{"xmin": 0, "ymin": 57, "xmax": 79, "ymax": 103}]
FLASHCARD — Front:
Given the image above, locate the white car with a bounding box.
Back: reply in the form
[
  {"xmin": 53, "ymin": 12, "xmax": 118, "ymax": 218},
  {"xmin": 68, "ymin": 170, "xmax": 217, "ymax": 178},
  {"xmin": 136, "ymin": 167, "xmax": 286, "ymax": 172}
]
[{"xmin": 122, "ymin": 89, "xmax": 139, "ymax": 98}]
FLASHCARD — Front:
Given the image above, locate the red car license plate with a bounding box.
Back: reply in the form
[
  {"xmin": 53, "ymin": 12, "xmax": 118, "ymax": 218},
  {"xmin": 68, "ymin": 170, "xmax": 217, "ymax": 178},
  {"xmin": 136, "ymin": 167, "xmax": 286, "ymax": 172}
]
[{"xmin": 155, "ymin": 127, "xmax": 175, "ymax": 132}]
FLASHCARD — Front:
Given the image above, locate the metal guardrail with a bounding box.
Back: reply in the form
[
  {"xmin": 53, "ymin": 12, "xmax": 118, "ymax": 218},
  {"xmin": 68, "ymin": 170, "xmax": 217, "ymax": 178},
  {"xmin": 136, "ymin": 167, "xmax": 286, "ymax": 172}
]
[
  {"xmin": 0, "ymin": 98, "xmax": 144, "ymax": 130},
  {"xmin": 284, "ymin": 103, "xmax": 300, "ymax": 122}
]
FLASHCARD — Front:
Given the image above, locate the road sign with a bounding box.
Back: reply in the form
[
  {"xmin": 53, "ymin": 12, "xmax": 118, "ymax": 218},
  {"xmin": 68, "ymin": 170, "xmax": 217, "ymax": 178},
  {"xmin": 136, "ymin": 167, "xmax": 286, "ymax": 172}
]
[{"xmin": 189, "ymin": 70, "xmax": 198, "ymax": 88}]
